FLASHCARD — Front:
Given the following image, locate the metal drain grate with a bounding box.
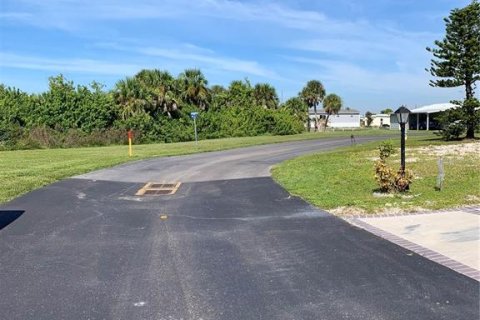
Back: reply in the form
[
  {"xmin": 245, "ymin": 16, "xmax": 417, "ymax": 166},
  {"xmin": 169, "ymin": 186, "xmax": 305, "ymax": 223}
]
[
  {"xmin": 136, "ymin": 182, "xmax": 181, "ymax": 196},
  {"xmin": 150, "ymin": 183, "xmax": 177, "ymax": 189},
  {"xmin": 143, "ymin": 189, "xmax": 174, "ymax": 195}
]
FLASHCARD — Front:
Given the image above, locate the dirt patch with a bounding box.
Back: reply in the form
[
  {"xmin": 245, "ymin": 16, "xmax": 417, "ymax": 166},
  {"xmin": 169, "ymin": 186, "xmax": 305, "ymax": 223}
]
[
  {"xmin": 466, "ymin": 195, "xmax": 480, "ymax": 202},
  {"xmin": 330, "ymin": 206, "xmax": 367, "ymax": 216},
  {"xmin": 414, "ymin": 142, "xmax": 480, "ymax": 157},
  {"xmin": 331, "ymin": 205, "xmax": 429, "ymax": 217}
]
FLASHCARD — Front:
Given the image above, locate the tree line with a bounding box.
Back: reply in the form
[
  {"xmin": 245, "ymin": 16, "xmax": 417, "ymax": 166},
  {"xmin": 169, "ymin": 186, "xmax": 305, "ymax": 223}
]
[{"xmin": 0, "ymin": 69, "xmax": 344, "ymax": 149}]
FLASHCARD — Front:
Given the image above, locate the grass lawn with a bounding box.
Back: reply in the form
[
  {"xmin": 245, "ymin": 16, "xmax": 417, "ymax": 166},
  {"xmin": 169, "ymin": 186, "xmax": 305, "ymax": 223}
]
[
  {"xmin": 272, "ymin": 132, "xmax": 480, "ymax": 215},
  {"xmin": 0, "ymin": 129, "xmax": 393, "ymax": 204}
]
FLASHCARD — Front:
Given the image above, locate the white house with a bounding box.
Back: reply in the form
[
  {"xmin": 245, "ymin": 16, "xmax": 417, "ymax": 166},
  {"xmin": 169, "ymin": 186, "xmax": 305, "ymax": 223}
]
[
  {"xmin": 390, "ymin": 103, "xmax": 458, "ymax": 130},
  {"xmin": 309, "ymin": 108, "xmax": 360, "ymax": 129},
  {"xmin": 371, "ymin": 114, "xmax": 391, "ymax": 127}
]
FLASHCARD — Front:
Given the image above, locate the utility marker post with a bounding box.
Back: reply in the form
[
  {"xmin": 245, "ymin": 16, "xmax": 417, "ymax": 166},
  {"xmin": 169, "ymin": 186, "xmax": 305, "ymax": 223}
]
[
  {"xmin": 128, "ymin": 130, "xmax": 133, "ymax": 157},
  {"xmin": 435, "ymin": 157, "xmax": 445, "ymax": 191},
  {"xmin": 190, "ymin": 112, "xmax": 199, "ymax": 145}
]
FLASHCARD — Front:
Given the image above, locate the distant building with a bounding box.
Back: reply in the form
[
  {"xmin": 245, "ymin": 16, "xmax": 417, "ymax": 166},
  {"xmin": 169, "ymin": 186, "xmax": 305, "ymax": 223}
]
[
  {"xmin": 371, "ymin": 114, "xmax": 391, "ymax": 128},
  {"xmin": 390, "ymin": 103, "xmax": 459, "ymax": 130},
  {"xmin": 308, "ymin": 108, "xmax": 360, "ymax": 129}
]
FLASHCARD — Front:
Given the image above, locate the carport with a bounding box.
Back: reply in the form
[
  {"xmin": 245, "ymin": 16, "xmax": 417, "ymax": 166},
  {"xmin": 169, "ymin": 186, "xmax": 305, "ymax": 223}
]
[{"xmin": 390, "ymin": 103, "xmax": 459, "ymax": 130}]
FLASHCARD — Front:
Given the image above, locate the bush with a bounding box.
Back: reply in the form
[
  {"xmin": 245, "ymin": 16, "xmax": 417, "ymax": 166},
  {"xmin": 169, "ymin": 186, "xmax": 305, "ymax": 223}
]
[
  {"xmin": 374, "ymin": 160, "xmax": 396, "ymax": 192},
  {"xmin": 271, "ymin": 110, "xmax": 304, "ymax": 135},
  {"xmin": 0, "ymin": 122, "xmax": 23, "ymax": 149},
  {"xmin": 374, "ymin": 141, "xmax": 413, "ymax": 192},
  {"xmin": 441, "ymin": 121, "xmax": 466, "ymax": 140},
  {"xmin": 437, "ymin": 107, "xmax": 466, "ymax": 140},
  {"xmin": 378, "ymin": 141, "xmax": 395, "ymax": 160}
]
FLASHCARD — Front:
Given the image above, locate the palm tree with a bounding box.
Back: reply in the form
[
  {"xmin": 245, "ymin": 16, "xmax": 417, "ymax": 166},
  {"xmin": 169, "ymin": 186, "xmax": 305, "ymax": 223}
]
[
  {"xmin": 253, "ymin": 83, "xmax": 279, "ymax": 109},
  {"xmin": 177, "ymin": 69, "xmax": 210, "ymax": 110},
  {"xmin": 113, "ymin": 78, "xmax": 148, "ymax": 120},
  {"xmin": 283, "ymin": 97, "xmax": 308, "ymax": 121},
  {"xmin": 134, "ymin": 69, "xmax": 179, "ymax": 118},
  {"xmin": 299, "ymin": 80, "xmax": 325, "ymax": 131},
  {"xmin": 323, "ymin": 93, "xmax": 343, "ymax": 130}
]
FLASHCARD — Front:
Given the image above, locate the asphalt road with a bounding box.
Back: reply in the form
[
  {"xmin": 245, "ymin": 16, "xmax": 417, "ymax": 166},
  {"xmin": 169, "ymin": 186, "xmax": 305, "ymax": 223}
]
[{"xmin": 0, "ymin": 136, "xmax": 478, "ymax": 320}]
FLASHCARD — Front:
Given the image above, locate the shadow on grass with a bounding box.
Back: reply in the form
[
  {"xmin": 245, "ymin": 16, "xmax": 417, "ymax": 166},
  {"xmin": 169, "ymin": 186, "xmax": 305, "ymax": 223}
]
[
  {"xmin": 416, "ymin": 137, "xmax": 445, "ymax": 142},
  {"xmin": 0, "ymin": 210, "xmax": 24, "ymax": 230},
  {"xmin": 417, "ymin": 136, "xmax": 480, "ymax": 142}
]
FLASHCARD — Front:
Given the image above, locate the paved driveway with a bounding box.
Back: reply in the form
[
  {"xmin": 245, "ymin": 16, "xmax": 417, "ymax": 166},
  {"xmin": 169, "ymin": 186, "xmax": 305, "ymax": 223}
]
[{"xmin": 1, "ymin": 137, "xmax": 478, "ymax": 320}]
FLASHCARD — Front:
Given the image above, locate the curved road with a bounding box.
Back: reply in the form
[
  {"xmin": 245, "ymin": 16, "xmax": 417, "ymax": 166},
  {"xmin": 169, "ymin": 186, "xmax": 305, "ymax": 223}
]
[{"xmin": 0, "ymin": 136, "xmax": 478, "ymax": 320}]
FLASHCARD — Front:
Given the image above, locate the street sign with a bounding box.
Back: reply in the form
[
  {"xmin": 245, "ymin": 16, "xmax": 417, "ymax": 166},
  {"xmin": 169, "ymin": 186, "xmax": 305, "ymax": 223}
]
[{"xmin": 190, "ymin": 112, "xmax": 199, "ymax": 144}]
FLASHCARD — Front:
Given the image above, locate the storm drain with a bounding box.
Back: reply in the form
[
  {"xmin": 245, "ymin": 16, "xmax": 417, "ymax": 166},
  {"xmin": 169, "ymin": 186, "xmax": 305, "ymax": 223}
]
[{"xmin": 136, "ymin": 182, "xmax": 181, "ymax": 196}]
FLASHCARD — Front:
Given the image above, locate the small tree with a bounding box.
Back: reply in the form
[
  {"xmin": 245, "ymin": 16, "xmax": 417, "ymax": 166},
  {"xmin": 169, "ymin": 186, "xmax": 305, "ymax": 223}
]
[
  {"xmin": 226, "ymin": 79, "xmax": 254, "ymax": 108},
  {"xmin": 283, "ymin": 97, "xmax": 308, "ymax": 125},
  {"xmin": 365, "ymin": 111, "xmax": 374, "ymax": 127},
  {"xmin": 426, "ymin": 0, "xmax": 480, "ymax": 139}
]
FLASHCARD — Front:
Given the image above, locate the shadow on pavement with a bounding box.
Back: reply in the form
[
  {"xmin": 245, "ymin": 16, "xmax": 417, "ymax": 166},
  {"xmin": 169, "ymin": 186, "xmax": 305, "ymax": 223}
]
[{"xmin": 0, "ymin": 210, "xmax": 24, "ymax": 230}]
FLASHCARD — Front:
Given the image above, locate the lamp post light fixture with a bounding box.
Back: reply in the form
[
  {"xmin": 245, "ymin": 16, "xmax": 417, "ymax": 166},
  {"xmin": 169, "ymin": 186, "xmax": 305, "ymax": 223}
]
[{"xmin": 394, "ymin": 106, "xmax": 411, "ymax": 175}]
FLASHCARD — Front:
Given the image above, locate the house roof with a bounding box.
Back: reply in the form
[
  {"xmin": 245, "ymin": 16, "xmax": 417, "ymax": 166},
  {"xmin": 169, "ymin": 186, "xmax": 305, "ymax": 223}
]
[
  {"xmin": 409, "ymin": 103, "xmax": 459, "ymax": 114},
  {"xmin": 308, "ymin": 108, "xmax": 360, "ymax": 115}
]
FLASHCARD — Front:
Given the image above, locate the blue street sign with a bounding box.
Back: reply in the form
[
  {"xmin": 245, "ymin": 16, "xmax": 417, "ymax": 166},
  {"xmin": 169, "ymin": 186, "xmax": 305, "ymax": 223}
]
[{"xmin": 190, "ymin": 112, "xmax": 199, "ymax": 119}]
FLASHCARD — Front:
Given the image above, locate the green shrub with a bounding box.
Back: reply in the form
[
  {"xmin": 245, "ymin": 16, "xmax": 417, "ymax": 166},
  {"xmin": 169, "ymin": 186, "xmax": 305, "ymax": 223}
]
[
  {"xmin": 440, "ymin": 121, "xmax": 466, "ymax": 140},
  {"xmin": 378, "ymin": 141, "xmax": 395, "ymax": 160},
  {"xmin": 271, "ymin": 110, "xmax": 304, "ymax": 135},
  {"xmin": 437, "ymin": 107, "xmax": 465, "ymax": 140},
  {"xmin": 374, "ymin": 142, "xmax": 413, "ymax": 192}
]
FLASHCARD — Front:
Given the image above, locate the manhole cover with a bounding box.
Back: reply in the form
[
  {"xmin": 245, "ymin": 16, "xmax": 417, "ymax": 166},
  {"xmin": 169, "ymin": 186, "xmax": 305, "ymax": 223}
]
[{"xmin": 136, "ymin": 182, "xmax": 181, "ymax": 196}]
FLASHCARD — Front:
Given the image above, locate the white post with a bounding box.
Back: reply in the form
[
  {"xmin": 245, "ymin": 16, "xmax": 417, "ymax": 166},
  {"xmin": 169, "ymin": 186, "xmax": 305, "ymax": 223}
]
[
  {"xmin": 426, "ymin": 113, "xmax": 430, "ymax": 131},
  {"xmin": 194, "ymin": 118, "xmax": 198, "ymax": 144},
  {"xmin": 416, "ymin": 113, "xmax": 419, "ymax": 130}
]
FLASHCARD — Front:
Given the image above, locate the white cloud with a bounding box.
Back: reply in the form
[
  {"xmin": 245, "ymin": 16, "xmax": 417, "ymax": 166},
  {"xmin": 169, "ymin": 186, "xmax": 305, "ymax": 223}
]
[
  {"xmin": 92, "ymin": 41, "xmax": 278, "ymax": 79},
  {"xmin": 4, "ymin": 0, "xmax": 328, "ymax": 30},
  {"xmin": 138, "ymin": 47, "xmax": 277, "ymax": 78},
  {"xmin": 0, "ymin": 52, "xmax": 142, "ymax": 75},
  {"xmin": 0, "ymin": 12, "xmax": 33, "ymax": 19}
]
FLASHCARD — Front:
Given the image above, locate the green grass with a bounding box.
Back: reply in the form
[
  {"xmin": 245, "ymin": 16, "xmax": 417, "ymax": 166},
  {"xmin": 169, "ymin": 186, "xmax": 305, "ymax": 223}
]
[
  {"xmin": 272, "ymin": 132, "xmax": 480, "ymax": 215},
  {"xmin": 0, "ymin": 129, "xmax": 394, "ymax": 203}
]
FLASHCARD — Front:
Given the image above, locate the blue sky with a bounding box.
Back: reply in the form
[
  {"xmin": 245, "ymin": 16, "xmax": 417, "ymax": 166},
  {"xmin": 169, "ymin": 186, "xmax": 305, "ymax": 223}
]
[{"xmin": 0, "ymin": 0, "xmax": 473, "ymax": 112}]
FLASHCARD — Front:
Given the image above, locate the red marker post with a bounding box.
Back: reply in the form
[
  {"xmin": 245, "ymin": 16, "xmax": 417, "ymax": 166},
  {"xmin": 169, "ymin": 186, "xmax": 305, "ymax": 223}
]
[{"xmin": 128, "ymin": 130, "xmax": 133, "ymax": 157}]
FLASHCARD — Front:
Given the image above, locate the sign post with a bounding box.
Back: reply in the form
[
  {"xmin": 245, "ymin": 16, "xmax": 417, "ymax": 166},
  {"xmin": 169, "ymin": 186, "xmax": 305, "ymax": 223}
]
[
  {"xmin": 190, "ymin": 112, "xmax": 199, "ymax": 145},
  {"xmin": 128, "ymin": 130, "xmax": 133, "ymax": 157}
]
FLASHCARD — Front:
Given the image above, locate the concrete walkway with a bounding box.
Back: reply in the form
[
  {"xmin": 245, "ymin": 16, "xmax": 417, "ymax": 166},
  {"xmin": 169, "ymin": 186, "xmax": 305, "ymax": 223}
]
[{"xmin": 347, "ymin": 206, "xmax": 480, "ymax": 281}]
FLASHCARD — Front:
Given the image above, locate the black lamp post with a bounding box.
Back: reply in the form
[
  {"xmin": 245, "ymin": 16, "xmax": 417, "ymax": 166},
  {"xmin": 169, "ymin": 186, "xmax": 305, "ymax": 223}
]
[{"xmin": 394, "ymin": 106, "xmax": 411, "ymax": 174}]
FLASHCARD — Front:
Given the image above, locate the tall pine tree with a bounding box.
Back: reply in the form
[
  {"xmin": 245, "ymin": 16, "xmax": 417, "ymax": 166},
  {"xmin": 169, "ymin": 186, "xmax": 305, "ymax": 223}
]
[{"xmin": 427, "ymin": 0, "xmax": 480, "ymax": 138}]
